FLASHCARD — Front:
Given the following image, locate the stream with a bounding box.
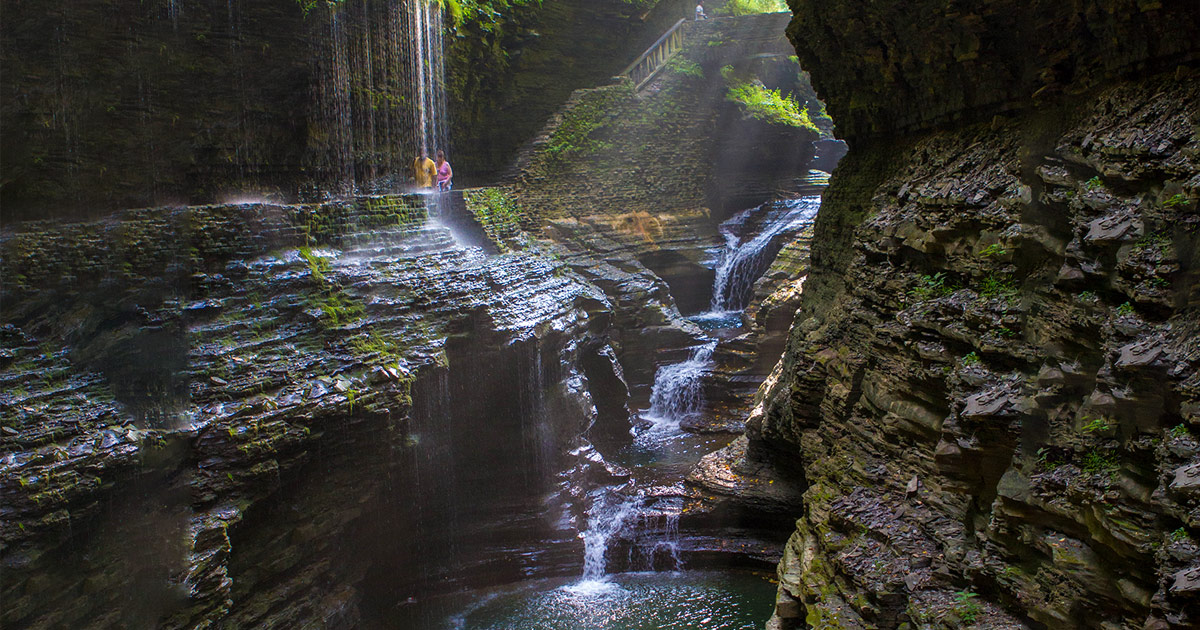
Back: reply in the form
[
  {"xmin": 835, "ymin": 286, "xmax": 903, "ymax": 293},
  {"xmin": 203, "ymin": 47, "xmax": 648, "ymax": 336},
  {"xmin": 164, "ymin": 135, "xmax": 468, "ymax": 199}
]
[{"xmin": 390, "ymin": 195, "xmax": 819, "ymax": 629}]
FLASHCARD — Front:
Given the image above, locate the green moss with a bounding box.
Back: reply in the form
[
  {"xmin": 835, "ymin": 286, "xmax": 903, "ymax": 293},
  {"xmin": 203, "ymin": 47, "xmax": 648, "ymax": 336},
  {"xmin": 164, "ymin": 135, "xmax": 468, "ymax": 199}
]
[
  {"xmin": 298, "ymin": 247, "xmax": 332, "ymax": 284},
  {"xmin": 540, "ymin": 87, "xmax": 627, "ymax": 167},
  {"xmin": 463, "ymin": 187, "xmax": 525, "ymax": 249},
  {"xmin": 665, "ymin": 56, "xmax": 704, "ymax": 78}
]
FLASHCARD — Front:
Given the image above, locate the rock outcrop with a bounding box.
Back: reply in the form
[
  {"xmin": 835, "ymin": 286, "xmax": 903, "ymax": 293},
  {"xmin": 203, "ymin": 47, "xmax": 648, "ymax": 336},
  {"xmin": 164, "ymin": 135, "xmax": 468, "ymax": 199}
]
[
  {"xmin": 0, "ymin": 197, "xmax": 627, "ymax": 628},
  {"xmin": 750, "ymin": 1, "xmax": 1200, "ymax": 628}
]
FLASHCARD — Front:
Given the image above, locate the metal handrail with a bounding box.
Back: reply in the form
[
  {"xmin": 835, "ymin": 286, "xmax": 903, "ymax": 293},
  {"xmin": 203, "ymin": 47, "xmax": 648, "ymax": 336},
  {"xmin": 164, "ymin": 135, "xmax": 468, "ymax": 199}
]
[{"xmin": 620, "ymin": 18, "xmax": 688, "ymax": 76}]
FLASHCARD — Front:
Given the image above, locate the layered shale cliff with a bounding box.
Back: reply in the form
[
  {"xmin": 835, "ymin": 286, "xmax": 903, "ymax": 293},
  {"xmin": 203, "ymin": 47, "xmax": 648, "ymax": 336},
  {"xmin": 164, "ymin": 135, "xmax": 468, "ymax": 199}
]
[{"xmin": 753, "ymin": 1, "xmax": 1200, "ymax": 628}]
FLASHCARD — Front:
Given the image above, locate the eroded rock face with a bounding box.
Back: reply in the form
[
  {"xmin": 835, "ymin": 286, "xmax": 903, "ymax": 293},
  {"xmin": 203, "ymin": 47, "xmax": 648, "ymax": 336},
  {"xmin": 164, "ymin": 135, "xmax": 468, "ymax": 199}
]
[
  {"xmin": 786, "ymin": 0, "xmax": 1200, "ymax": 142},
  {"xmin": 754, "ymin": 71, "xmax": 1200, "ymax": 628},
  {"xmin": 0, "ymin": 196, "xmax": 627, "ymax": 628}
]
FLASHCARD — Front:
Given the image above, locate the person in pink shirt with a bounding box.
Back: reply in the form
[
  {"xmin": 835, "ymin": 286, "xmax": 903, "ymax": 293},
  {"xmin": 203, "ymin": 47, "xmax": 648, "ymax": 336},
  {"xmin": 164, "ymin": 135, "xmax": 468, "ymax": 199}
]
[{"xmin": 436, "ymin": 150, "xmax": 453, "ymax": 191}]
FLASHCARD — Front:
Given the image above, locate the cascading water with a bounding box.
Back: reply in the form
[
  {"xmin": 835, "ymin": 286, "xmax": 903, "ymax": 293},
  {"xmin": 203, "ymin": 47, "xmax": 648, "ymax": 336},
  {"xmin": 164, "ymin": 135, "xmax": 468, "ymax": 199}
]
[
  {"xmin": 407, "ymin": 0, "xmax": 449, "ymax": 158},
  {"xmin": 709, "ymin": 195, "xmax": 822, "ymax": 313},
  {"xmin": 576, "ymin": 489, "xmax": 639, "ymax": 586},
  {"xmin": 643, "ymin": 342, "xmax": 717, "ymax": 432}
]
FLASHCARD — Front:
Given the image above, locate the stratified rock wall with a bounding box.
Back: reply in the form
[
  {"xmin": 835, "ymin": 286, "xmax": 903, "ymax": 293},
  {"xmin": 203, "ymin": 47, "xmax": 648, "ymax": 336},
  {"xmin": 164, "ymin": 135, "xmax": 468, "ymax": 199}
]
[
  {"xmin": 756, "ymin": 1, "xmax": 1200, "ymax": 628},
  {"xmin": 786, "ymin": 0, "xmax": 1200, "ymax": 142},
  {"xmin": 0, "ymin": 198, "xmax": 620, "ymax": 628}
]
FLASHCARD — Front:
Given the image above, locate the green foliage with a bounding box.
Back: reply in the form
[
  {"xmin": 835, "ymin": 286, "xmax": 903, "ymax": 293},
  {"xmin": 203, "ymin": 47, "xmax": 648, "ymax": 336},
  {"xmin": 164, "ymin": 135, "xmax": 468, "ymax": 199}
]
[
  {"xmin": 1134, "ymin": 231, "xmax": 1171, "ymax": 252},
  {"xmin": 665, "ymin": 56, "xmax": 704, "ymax": 79},
  {"xmin": 908, "ymin": 272, "xmax": 955, "ymax": 300},
  {"xmin": 961, "ymin": 352, "xmax": 981, "ymax": 367},
  {"xmin": 1081, "ymin": 449, "xmax": 1119, "ymax": 477},
  {"xmin": 298, "ymin": 247, "xmax": 332, "ymax": 284},
  {"xmin": 720, "ymin": 0, "xmax": 789, "ymax": 15},
  {"xmin": 1116, "ymin": 301, "xmax": 1136, "ymax": 317},
  {"xmin": 1171, "ymin": 527, "xmax": 1188, "ymax": 543},
  {"xmin": 542, "ymin": 87, "xmax": 630, "ymax": 166},
  {"xmin": 952, "ymin": 590, "xmax": 982, "ymax": 625},
  {"xmin": 979, "ymin": 274, "xmax": 1018, "ymax": 300},
  {"xmin": 1164, "ymin": 193, "xmax": 1191, "ymax": 208},
  {"xmin": 436, "ymin": 0, "xmax": 542, "ymax": 29},
  {"xmin": 1076, "ymin": 290, "xmax": 1098, "ymax": 303},
  {"xmin": 995, "ymin": 327, "xmax": 1017, "ymax": 338},
  {"xmin": 1036, "ymin": 447, "xmax": 1063, "ymax": 471},
  {"xmin": 297, "ymin": 0, "xmax": 345, "ymax": 17},
  {"xmin": 464, "ymin": 188, "xmax": 524, "ymax": 248},
  {"xmin": 306, "ymin": 291, "xmax": 364, "ymax": 328},
  {"xmin": 1080, "ymin": 417, "xmax": 1111, "ymax": 434},
  {"xmin": 1084, "ymin": 176, "xmax": 1104, "ymax": 191},
  {"xmin": 978, "ymin": 243, "xmax": 1008, "ymax": 258},
  {"xmin": 722, "ymin": 68, "xmax": 816, "ymax": 130},
  {"xmin": 1171, "ymin": 424, "xmax": 1189, "ymax": 438}
]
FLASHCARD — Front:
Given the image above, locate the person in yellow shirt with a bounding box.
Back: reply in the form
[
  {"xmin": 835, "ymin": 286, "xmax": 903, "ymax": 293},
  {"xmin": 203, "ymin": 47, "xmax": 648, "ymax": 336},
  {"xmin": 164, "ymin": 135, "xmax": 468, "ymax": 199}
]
[{"xmin": 412, "ymin": 152, "xmax": 437, "ymax": 190}]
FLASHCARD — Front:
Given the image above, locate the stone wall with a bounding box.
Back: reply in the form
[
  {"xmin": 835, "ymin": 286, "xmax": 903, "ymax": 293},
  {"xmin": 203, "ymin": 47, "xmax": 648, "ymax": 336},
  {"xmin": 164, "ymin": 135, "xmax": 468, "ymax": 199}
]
[{"xmin": 750, "ymin": 1, "xmax": 1200, "ymax": 627}]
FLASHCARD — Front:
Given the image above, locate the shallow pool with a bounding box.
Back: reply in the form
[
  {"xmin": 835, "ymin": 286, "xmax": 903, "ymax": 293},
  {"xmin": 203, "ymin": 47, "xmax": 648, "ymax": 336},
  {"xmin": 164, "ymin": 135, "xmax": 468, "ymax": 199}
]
[{"xmin": 393, "ymin": 571, "xmax": 777, "ymax": 630}]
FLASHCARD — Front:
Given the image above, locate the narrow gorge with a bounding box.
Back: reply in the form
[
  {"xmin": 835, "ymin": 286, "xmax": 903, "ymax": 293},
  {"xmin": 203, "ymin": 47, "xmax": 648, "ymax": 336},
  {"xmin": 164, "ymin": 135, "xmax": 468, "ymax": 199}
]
[{"xmin": 1, "ymin": 1, "xmax": 1198, "ymax": 629}]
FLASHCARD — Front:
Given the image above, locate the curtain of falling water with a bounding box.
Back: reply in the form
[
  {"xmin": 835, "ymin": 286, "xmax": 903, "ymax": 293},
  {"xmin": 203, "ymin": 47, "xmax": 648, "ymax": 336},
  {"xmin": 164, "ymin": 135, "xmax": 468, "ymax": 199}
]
[
  {"xmin": 406, "ymin": 0, "xmax": 449, "ymax": 159},
  {"xmin": 309, "ymin": 0, "xmax": 446, "ymax": 195}
]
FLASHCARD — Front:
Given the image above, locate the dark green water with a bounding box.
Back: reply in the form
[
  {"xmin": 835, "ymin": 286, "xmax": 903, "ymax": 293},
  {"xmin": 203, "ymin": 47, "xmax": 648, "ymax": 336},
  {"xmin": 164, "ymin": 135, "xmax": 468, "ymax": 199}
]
[{"xmin": 399, "ymin": 571, "xmax": 776, "ymax": 630}]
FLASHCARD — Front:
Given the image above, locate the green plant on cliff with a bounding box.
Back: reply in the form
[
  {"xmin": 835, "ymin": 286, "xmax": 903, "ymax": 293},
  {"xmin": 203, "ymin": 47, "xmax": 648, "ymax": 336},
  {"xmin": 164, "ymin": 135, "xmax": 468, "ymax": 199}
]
[
  {"xmin": 961, "ymin": 352, "xmax": 981, "ymax": 367},
  {"xmin": 978, "ymin": 243, "xmax": 1007, "ymax": 258},
  {"xmin": 720, "ymin": 0, "xmax": 788, "ymax": 16},
  {"xmin": 1164, "ymin": 193, "xmax": 1191, "ymax": 208},
  {"xmin": 464, "ymin": 188, "xmax": 524, "ymax": 247},
  {"xmin": 1081, "ymin": 449, "xmax": 1119, "ymax": 478},
  {"xmin": 952, "ymin": 590, "xmax": 982, "ymax": 625},
  {"xmin": 909, "ymin": 272, "xmax": 955, "ymax": 300},
  {"xmin": 979, "ymin": 274, "xmax": 1018, "ymax": 301},
  {"xmin": 1080, "ymin": 417, "xmax": 1111, "ymax": 434},
  {"xmin": 665, "ymin": 56, "xmax": 704, "ymax": 79},
  {"xmin": 721, "ymin": 66, "xmax": 817, "ymax": 131},
  {"xmin": 725, "ymin": 80, "xmax": 816, "ymax": 130},
  {"xmin": 1116, "ymin": 301, "xmax": 1136, "ymax": 317}
]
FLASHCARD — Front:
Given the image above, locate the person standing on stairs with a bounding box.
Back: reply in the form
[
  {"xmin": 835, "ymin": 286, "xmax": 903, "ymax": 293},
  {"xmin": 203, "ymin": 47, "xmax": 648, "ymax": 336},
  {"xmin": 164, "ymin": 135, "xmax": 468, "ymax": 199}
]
[
  {"xmin": 436, "ymin": 150, "xmax": 453, "ymax": 192},
  {"xmin": 413, "ymin": 152, "xmax": 437, "ymax": 190}
]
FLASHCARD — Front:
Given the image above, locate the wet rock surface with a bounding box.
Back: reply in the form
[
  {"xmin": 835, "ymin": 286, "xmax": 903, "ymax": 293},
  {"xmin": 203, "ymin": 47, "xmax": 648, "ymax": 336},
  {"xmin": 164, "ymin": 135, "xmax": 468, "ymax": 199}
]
[
  {"xmin": 754, "ymin": 70, "xmax": 1200, "ymax": 629},
  {"xmin": 0, "ymin": 195, "xmax": 628, "ymax": 628}
]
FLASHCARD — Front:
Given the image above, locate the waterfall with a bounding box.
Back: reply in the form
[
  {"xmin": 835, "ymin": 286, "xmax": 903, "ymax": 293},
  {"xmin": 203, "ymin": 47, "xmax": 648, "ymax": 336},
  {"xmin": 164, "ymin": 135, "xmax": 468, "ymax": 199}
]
[
  {"xmin": 709, "ymin": 195, "xmax": 822, "ymax": 313},
  {"xmin": 407, "ymin": 0, "xmax": 449, "ymax": 158},
  {"xmin": 643, "ymin": 342, "xmax": 716, "ymax": 430},
  {"xmin": 574, "ymin": 489, "xmax": 639, "ymax": 589}
]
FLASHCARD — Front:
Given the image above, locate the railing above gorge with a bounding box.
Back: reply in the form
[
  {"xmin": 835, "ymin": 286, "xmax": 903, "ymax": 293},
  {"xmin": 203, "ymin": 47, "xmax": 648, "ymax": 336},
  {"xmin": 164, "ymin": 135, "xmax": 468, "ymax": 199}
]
[{"xmin": 621, "ymin": 18, "xmax": 689, "ymax": 91}]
